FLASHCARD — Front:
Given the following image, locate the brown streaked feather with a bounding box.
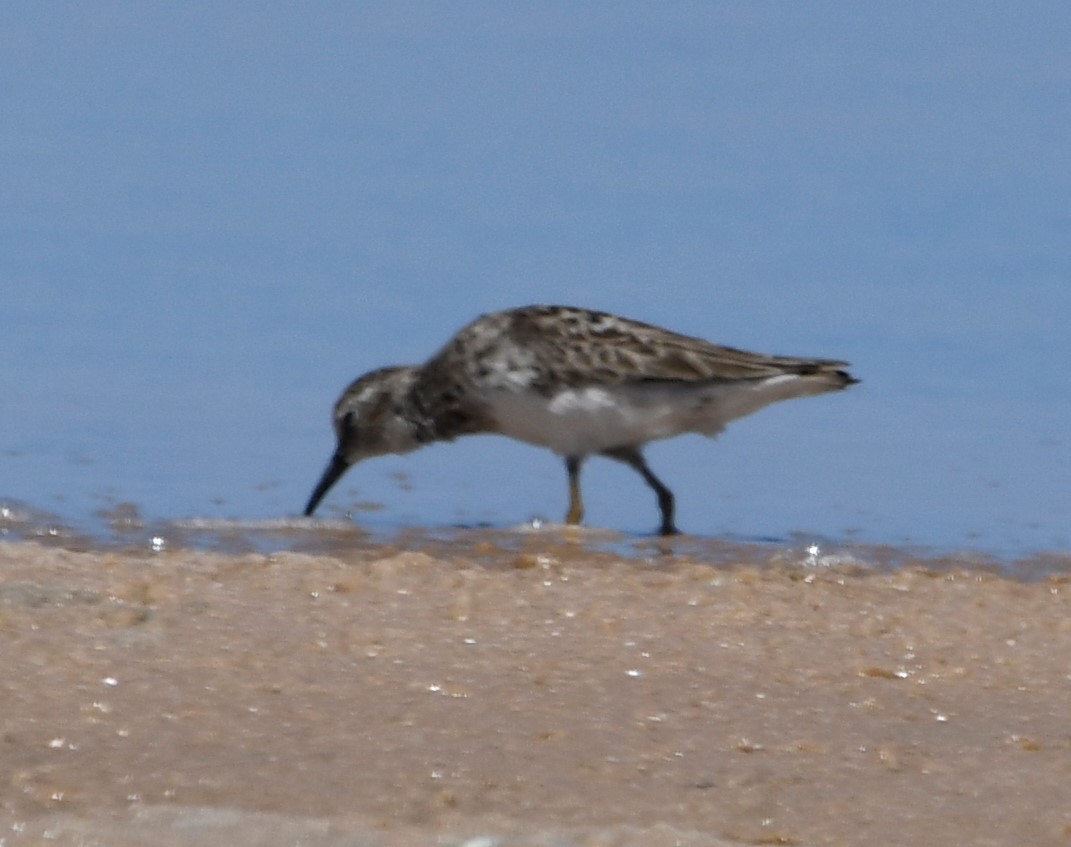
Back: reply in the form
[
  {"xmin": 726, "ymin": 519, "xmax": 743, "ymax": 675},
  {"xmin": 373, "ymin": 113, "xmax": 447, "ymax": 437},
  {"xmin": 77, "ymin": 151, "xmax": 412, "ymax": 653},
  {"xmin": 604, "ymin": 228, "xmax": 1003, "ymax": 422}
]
[{"xmin": 431, "ymin": 305, "xmax": 853, "ymax": 391}]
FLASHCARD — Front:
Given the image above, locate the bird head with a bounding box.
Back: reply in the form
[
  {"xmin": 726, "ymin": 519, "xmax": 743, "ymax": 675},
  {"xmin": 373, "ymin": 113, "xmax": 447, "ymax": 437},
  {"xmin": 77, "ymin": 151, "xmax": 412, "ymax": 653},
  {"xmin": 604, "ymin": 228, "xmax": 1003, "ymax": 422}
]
[{"xmin": 303, "ymin": 366, "xmax": 422, "ymax": 516}]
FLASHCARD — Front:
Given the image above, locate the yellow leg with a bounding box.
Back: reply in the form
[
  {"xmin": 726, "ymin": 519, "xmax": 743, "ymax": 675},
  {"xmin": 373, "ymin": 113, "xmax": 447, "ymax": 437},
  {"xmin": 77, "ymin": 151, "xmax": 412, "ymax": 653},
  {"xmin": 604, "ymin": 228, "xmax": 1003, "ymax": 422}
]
[{"xmin": 565, "ymin": 457, "xmax": 584, "ymax": 525}]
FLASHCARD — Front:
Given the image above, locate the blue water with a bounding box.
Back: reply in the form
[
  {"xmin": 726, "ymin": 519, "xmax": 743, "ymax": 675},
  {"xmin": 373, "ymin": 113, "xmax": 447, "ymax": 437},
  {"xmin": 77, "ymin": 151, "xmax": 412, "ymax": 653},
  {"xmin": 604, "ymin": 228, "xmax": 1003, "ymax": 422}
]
[{"xmin": 3, "ymin": 3, "xmax": 1069, "ymax": 559}]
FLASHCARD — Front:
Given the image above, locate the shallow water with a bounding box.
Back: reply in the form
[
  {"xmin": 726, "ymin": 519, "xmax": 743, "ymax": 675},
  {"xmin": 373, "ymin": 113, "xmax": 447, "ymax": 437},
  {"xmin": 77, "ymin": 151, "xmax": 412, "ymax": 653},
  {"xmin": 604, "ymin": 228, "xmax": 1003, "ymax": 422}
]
[
  {"xmin": 2, "ymin": 4, "xmax": 1069, "ymax": 561},
  {"xmin": 4, "ymin": 499, "xmax": 1068, "ymax": 583}
]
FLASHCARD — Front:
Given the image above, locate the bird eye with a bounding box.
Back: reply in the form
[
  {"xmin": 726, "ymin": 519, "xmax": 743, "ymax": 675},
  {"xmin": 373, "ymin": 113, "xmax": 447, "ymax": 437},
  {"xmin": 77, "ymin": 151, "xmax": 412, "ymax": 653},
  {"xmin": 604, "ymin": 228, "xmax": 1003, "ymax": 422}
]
[{"xmin": 335, "ymin": 410, "xmax": 358, "ymax": 439}]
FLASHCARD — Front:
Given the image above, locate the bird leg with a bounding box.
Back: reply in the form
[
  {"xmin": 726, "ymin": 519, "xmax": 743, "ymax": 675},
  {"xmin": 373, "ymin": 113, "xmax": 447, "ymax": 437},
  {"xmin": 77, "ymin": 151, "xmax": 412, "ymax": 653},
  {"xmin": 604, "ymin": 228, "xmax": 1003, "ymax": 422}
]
[
  {"xmin": 564, "ymin": 456, "xmax": 585, "ymax": 525},
  {"xmin": 603, "ymin": 447, "xmax": 679, "ymax": 536}
]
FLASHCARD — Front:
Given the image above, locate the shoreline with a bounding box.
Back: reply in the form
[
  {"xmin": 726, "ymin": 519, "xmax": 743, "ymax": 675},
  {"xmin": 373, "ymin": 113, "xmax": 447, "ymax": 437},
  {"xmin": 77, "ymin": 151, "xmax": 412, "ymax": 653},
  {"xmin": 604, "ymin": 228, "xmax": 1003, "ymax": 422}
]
[{"xmin": 3, "ymin": 504, "xmax": 1070, "ymax": 580}]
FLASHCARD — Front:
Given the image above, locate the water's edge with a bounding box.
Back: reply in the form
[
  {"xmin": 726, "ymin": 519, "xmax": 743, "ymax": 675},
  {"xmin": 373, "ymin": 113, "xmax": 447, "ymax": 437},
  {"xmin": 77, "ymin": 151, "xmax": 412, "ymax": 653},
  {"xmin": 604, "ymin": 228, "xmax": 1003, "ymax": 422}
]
[{"xmin": 3, "ymin": 499, "xmax": 1067, "ymax": 582}]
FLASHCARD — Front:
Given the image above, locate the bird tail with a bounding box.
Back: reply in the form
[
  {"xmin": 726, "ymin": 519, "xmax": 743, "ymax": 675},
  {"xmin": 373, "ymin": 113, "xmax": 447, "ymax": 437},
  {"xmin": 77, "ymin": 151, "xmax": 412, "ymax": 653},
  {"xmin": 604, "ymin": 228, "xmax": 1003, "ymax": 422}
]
[{"xmin": 794, "ymin": 360, "xmax": 859, "ymax": 391}]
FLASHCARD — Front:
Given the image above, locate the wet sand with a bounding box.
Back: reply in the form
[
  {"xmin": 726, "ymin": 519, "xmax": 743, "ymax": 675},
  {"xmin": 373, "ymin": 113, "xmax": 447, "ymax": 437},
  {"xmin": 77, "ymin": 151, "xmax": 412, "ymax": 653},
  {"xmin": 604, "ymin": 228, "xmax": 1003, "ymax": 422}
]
[{"xmin": 2, "ymin": 535, "xmax": 1070, "ymax": 846}]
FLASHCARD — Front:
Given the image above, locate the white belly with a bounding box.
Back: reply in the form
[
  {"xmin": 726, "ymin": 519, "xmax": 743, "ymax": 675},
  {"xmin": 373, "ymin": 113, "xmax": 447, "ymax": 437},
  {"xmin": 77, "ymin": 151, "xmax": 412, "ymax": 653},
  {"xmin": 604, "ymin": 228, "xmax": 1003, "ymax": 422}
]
[
  {"xmin": 490, "ymin": 385, "xmax": 688, "ymax": 455},
  {"xmin": 483, "ymin": 374, "xmax": 830, "ymax": 457}
]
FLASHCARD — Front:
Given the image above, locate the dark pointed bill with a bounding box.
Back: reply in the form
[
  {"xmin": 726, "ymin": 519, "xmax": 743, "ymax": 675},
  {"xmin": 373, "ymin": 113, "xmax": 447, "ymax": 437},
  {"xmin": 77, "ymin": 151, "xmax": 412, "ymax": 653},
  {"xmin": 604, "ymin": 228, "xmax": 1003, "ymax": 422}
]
[{"xmin": 303, "ymin": 452, "xmax": 350, "ymax": 516}]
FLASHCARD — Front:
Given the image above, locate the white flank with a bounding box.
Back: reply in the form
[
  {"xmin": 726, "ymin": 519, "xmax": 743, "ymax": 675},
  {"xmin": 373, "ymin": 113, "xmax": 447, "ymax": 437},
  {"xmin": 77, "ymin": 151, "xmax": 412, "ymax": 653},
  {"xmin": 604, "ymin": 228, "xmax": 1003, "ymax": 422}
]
[{"xmin": 484, "ymin": 373, "xmax": 834, "ymax": 456}]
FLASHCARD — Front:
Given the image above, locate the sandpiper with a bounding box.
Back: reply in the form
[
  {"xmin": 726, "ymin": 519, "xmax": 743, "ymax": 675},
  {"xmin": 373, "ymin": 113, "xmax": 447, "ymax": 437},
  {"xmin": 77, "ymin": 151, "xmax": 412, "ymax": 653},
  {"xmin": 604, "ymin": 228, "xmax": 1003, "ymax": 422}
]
[{"xmin": 304, "ymin": 305, "xmax": 858, "ymax": 534}]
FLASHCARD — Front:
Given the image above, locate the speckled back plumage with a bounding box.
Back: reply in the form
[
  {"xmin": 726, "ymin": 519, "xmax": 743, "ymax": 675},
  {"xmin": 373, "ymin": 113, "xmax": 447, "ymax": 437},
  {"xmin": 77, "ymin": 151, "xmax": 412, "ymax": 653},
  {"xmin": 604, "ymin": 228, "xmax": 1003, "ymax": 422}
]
[{"xmin": 412, "ymin": 305, "xmax": 853, "ymax": 440}]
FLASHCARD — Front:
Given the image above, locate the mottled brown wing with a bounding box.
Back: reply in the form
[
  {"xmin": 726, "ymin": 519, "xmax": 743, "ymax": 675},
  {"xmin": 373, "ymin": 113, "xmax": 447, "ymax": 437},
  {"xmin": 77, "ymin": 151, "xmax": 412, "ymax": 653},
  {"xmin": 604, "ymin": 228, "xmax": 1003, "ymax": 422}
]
[{"xmin": 506, "ymin": 305, "xmax": 852, "ymax": 386}]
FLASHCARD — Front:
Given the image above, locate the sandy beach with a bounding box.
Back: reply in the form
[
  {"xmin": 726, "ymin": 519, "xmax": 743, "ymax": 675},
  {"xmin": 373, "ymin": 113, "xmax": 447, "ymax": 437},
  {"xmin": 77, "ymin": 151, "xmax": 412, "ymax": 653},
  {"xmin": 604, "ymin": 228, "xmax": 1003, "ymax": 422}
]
[{"xmin": 2, "ymin": 534, "xmax": 1070, "ymax": 846}]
